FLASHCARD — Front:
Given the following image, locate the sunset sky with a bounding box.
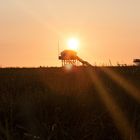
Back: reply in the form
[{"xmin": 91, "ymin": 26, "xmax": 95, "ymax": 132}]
[{"xmin": 0, "ymin": 0, "xmax": 140, "ymax": 67}]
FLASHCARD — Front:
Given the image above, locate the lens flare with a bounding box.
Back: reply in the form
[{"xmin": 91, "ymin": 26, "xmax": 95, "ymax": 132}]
[{"xmin": 65, "ymin": 64, "xmax": 73, "ymax": 71}]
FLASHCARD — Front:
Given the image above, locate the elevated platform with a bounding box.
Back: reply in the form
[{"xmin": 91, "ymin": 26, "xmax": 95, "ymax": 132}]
[
  {"xmin": 133, "ymin": 59, "xmax": 140, "ymax": 66},
  {"xmin": 59, "ymin": 50, "xmax": 92, "ymax": 67}
]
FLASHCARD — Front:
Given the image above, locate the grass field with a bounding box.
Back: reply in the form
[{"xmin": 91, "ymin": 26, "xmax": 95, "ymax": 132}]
[{"xmin": 0, "ymin": 66, "xmax": 140, "ymax": 140}]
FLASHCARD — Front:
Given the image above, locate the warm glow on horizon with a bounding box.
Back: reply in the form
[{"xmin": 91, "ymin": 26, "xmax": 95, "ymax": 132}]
[{"xmin": 67, "ymin": 38, "xmax": 79, "ymax": 51}]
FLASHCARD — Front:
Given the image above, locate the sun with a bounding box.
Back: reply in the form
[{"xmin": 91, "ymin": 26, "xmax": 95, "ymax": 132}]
[{"xmin": 67, "ymin": 38, "xmax": 79, "ymax": 51}]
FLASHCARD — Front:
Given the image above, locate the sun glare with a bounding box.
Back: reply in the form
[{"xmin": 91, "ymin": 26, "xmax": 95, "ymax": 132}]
[{"xmin": 67, "ymin": 38, "xmax": 79, "ymax": 51}]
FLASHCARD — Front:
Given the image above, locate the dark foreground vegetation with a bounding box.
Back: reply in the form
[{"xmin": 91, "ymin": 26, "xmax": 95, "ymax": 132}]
[{"xmin": 0, "ymin": 66, "xmax": 140, "ymax": 140}]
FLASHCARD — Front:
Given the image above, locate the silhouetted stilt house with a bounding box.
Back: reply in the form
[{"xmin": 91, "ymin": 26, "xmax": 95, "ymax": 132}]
[{"xmin": 59, "ymin": 50, "xmax": 92, "ymax": 67}]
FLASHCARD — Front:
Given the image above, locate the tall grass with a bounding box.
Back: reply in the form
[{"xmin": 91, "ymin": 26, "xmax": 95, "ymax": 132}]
[{"xmin": 0, "ymin": 66, "xmax": 139, "ymax": 139}]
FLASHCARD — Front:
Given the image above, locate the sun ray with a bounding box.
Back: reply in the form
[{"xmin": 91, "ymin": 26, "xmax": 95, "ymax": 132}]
[
  {"xmin": 101, "ymin": 67, "xmax": 140, "ymax": 103},
  {"xmin": 85, "ymin": 67, "xmax": 138, "ymax": 140}
]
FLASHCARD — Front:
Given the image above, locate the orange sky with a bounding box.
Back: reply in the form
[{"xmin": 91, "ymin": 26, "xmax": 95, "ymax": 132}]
[{"xmin": 0, "ymin": 0, "xmax": 140, "ymax": 67}]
